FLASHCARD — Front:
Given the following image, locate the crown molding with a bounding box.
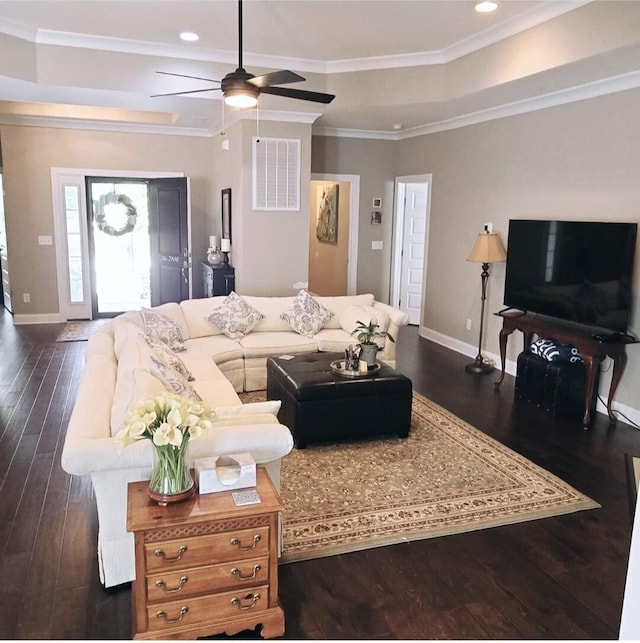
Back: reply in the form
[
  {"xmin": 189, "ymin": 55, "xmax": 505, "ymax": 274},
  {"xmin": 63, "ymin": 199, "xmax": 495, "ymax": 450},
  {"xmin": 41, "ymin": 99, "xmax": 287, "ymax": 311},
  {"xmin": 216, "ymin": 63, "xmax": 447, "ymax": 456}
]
[
  {"xmin": 315, "ymin": 69, "xmax": 640, "ymax": 141},
  {"xmin": 0, "ymin": 107, "xmax": 321, "ymax": 137},
  {"xmin": 1, "ymin": 1, "xmax": 591, "ymax": 76},
  {"xmin": 0, "ymin": 112, "xmax": 213, "ymax": 136}
]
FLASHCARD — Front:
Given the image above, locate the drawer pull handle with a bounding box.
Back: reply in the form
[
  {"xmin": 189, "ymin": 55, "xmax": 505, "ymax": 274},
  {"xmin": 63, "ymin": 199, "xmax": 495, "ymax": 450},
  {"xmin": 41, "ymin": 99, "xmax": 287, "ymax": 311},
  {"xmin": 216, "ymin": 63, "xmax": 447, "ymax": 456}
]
[
  {"xmin": 230, "ymin": 534, "xmax": 261, "ymax": 551},
  {"xmin": 154, "ymin": 545, "xmax": 187, "ymax": 562},
  {"xmin": 231, "ymin": 564, "xmax": 261, "ymax": 580},
  {"xmin": 155, "ymin": 575, "xmax": 188, "ymax": 593},
  {"xmin": 156, "ymin": 606, "xmax": 188, "ymax": 623},
  {"xmin": 231, "ymin": 593, "xmax": 261, "ymax": 610}
]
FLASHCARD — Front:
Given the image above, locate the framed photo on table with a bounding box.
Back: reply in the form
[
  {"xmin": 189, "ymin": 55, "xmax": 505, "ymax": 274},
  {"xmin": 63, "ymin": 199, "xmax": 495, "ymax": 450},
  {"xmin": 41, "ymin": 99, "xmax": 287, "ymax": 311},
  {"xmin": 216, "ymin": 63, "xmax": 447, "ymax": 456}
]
[{"xmin": 222, "ymin": 188, "xmax": 232, "ymax": 241}]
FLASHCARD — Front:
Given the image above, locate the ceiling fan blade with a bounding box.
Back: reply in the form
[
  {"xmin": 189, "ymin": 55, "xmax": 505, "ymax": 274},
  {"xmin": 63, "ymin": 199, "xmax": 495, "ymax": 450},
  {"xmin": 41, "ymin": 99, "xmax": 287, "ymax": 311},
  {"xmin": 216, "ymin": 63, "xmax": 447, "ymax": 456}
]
[
  {"xmin": 260, "ymin": 85, "xmax": 335, "ymax": 104},
  {"xmin": 156, "ymin": 71, "xmax": 221, "ymax": 84},
  {"xmin": 150, "ymin": 87, "xmax": 221, "ymax": 98},
  {"xmin": 249, "ymin": 70, "xmax": 305, "ymax": 88}
]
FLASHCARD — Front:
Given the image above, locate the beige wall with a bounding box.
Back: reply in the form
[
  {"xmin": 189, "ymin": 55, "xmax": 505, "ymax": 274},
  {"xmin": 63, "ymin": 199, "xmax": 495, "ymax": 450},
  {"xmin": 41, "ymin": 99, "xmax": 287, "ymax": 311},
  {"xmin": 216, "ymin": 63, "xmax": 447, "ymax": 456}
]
[
  {"xmin": 308, "ymin": 180, "xmax": 350, "ymax": 296},
  {"xmin": 0, "ymin": 125, "xmax": 215, "ymax": 315},
  {"xmin": 311, "ymin": 136, "xmax": 397, "ymax": 302},
  {"xmin": 230, "ymin": 119, "xmax": 313, "ymax": 296},
  {"xmin": 394, "ymin": 87, "xmax": 640, "ymax": 412}
]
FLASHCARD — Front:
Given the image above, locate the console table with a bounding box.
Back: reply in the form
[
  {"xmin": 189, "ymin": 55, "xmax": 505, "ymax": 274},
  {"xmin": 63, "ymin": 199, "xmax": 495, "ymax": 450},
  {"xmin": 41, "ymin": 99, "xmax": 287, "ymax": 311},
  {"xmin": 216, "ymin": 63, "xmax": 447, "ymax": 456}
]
[
  {"xmin": 202, "ymin": 262, "xmax": 235, "ymax": 297},
  {"xmin": 494, "ymin": 311, "xmax": 630, "ymax": 427}
]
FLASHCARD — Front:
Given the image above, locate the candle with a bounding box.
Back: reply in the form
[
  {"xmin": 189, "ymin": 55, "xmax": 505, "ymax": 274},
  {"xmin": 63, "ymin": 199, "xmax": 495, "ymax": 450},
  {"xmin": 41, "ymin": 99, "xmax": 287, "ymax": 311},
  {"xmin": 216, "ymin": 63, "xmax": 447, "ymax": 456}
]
[
  {"xmin": 209, "ymin": 235, "xmax": 217, "ymax": 249},
  {"xmin": 221, "ymin": 238, "xmax": 231, "ymax": 252}
]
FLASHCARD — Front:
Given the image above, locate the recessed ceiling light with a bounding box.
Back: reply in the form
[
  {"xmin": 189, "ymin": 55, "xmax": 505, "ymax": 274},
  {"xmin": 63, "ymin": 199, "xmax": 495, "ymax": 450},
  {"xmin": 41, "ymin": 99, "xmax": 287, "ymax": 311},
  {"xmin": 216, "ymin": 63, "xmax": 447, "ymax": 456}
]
[
  {"xmin": 475, "ymin": 1, "xmax": 498, "ymax": 12},
  {"xmin": 180, "ymin": 32, "xmax": 199, "ymax": 42}
]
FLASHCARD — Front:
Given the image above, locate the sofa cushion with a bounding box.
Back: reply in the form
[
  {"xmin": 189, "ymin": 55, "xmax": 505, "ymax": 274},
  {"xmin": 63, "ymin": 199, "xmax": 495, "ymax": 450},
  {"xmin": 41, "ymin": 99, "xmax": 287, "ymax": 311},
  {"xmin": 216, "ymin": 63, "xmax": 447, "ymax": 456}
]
[
  {"xmin": 141, "ymin": 307, "xmax": 186, "ymax": 352},
  {"xmin": 313, "ymin": 294, "xmax": 375, "ymax": 329},
  {"xmin": 280, "ymin": 289, "xmax": 333, "ymax": 338},
  {"xmin": 182, "ymin": 337, "xmax": 244, "ymax": 370},
  {"xmin": 179, "ymin": 297, "xmax": 226, "ymax": 338},
  {"xmin": 315, "ymin": 327, "xmax": 363, "ymax": 353},
  {"xmin": 149, "ymin": 356, "xmax": 202, "ymax": 401},
  {"xmin": 243, "ymin": 296, "xmax": 296, "ymax": 332},
  {"xmin": 339, "ymin": 304, "xmax": 390, "ymax": 336},
  {"xmin": 239, "ymin": 331, "xmax": 318, "ymax": 357},
  {"xmin": 212, "ymin": 401, "xmax": 282, "ymax": 427},
  {"xmin": 110, "ymin": 367, "xmax": 166, "ymax": 436},
  {"xmin": 145, "ymin": 335, "xmax": 194, "ymax": 381},
  {"xmin": 207, "ymin": 291, "xmax": 265, "ymax": 339}
]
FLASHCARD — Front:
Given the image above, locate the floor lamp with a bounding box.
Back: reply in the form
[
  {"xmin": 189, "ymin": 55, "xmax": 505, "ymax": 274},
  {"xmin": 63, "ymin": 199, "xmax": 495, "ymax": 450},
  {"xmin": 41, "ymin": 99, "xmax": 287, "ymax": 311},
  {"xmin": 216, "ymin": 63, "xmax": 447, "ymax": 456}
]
[{"xmin": 465, "ymin": 230, "xmax": 507, "ymax": 374}]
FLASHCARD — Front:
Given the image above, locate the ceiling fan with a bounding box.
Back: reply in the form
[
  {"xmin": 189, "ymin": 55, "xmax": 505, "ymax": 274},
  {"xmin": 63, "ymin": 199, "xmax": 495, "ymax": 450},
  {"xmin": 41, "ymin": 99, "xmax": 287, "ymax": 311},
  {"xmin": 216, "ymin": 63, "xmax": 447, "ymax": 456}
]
[{"xmin": 152, "ymin": 0, "xmax": 335, "ymax": 108}]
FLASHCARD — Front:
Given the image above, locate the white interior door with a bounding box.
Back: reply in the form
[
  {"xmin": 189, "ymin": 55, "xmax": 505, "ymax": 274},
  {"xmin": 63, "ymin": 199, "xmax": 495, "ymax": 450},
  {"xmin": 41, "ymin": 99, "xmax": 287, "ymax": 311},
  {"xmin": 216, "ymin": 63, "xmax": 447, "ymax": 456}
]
[{"xmin": 393, "ymin": 176, "xmax": 431, "ymax": 326}]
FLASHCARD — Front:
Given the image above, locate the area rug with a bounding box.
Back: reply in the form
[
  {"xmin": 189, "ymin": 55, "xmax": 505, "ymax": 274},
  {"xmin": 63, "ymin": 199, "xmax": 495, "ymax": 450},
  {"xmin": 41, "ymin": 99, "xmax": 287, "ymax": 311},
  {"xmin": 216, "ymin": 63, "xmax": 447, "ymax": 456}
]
[
  {"xmin": 242, "ymin": 391, "xmax": 599, "ymax": 563},
  {"xmin": 56, "ymin": 319, "xmax": 109, "ymax": 342}
]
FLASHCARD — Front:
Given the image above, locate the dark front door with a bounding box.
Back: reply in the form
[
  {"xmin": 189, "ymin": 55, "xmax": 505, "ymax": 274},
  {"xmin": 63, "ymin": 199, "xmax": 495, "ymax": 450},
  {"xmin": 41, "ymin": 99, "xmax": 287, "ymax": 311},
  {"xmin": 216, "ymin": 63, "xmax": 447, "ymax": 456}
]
[{"xmin": 148, "ymin": 177, "xmax": 189, "ymax": 305}]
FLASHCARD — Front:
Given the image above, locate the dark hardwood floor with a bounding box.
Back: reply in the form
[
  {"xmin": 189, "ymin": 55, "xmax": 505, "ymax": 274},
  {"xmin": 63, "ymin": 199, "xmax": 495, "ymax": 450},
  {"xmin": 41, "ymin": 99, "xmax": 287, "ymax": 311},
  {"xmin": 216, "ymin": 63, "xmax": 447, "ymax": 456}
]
[{"xmin": 1, "ymin": 307, "xmax": 639, "ymax": 639}]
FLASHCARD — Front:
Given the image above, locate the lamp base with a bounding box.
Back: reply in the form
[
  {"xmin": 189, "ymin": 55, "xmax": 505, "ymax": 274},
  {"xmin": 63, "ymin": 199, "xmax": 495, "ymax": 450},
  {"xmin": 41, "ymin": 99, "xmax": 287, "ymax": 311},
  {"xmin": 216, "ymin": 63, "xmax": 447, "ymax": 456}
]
[{"xmin": 465, "ymin": 357, "xmax": 493, "ymax": 375}]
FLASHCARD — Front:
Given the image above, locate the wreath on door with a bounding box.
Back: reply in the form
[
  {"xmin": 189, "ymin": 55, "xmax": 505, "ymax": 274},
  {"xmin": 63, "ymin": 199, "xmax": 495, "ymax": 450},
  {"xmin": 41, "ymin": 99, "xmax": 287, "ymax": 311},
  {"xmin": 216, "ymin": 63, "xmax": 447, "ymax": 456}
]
[{"xmin": 94, "ymin": 193, "xmax": 138, "ymax": 236}]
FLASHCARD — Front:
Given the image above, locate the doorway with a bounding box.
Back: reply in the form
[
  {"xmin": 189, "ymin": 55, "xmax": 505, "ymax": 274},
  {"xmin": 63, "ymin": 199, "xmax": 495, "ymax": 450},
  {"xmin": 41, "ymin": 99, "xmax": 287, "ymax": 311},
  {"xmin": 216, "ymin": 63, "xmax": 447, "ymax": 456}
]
[
  {"xmin": 392, "ymin": 175, "xmax": 432, "ymax": 326},
  {"xmin": 52, "ymin": 169, "xmax": 189, "ymax": 321},
  {"xmin": 309, "ymin": 173, "xmax": 360, "ymax": 295},
  {"xmin": 86, "ymin": 179, "xmax": 150, "ymax": 316}
]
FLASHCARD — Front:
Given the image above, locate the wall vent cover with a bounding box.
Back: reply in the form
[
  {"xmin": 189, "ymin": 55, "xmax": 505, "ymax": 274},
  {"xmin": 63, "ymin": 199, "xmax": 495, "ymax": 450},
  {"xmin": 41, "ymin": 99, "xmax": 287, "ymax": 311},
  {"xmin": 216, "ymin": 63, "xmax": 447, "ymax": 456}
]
[{"xmin": 252, "ymin": 137, "xmax": 300, "ymax": 211}]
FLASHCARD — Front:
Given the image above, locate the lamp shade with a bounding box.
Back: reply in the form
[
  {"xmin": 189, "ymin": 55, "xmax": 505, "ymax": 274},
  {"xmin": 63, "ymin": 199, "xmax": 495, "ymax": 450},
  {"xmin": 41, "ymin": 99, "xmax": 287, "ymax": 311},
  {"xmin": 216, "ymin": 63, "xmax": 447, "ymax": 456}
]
[{"xmin": 466, "ymin": 231, "xmax": 507, "ymax": 264}]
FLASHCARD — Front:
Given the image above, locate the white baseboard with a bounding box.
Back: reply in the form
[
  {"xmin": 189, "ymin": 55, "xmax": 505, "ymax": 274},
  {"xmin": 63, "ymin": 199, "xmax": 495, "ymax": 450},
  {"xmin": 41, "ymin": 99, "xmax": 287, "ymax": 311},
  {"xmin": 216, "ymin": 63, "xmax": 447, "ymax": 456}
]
[
  {"xmin": 13, "ymin": 313, "xmax": 63, "ymax": 325},
  {"xmin": 418, "ymin": 325, "xmax": 640, "ymax": 429}
]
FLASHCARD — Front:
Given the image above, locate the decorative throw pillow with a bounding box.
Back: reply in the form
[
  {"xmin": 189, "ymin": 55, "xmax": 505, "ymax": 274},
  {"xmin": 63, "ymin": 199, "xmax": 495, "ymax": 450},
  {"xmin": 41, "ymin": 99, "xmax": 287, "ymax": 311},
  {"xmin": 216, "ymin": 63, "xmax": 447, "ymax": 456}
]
[
  {"xmin": 145, "ymin": 335, "xmax": 194, "ymax": 381},
  {"xmin": 206, "ymin": 291, "xmax": 264, "ymax": 340},
  {"xmin": 141, "ymin": 308, "xmax": 186, "ymax": 352},
  {"xmin": 280, "ymin": 289, "xmax": 333, "ymax": 338},
  {"xmin": 149, "ymin": 356, "xmax": 201, "ymax": 401}
]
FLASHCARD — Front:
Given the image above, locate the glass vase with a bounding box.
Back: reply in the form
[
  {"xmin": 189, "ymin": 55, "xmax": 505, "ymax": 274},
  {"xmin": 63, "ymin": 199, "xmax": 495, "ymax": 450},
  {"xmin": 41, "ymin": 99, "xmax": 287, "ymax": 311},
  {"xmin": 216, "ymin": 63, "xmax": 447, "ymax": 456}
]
[{"xmin": 147, "ymin": 441, "xmax": 195, "ymax": 506}]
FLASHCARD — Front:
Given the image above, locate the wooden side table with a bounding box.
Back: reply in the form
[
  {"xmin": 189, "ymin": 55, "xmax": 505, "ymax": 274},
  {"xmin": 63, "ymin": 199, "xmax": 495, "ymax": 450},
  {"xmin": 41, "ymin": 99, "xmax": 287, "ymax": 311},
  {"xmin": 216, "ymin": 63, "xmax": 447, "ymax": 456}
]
[{"xmin": 127, "ymin": 467, "xmax": 285, "ymax": 640}]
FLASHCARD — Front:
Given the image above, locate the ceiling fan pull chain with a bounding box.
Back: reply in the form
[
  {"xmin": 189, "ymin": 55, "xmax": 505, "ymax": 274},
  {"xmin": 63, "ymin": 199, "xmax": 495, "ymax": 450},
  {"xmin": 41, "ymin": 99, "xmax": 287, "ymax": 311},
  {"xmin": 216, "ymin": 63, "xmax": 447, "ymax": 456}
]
[{"xmin": 256, "ymin": 101, "xmax": 260, "ymax": 141}]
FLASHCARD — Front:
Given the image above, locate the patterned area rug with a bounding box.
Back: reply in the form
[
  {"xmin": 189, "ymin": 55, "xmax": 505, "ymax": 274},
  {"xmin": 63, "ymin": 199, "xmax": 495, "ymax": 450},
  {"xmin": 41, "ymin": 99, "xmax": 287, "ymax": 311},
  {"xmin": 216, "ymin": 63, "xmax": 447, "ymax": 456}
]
[
  {"xmin": 242, "ymin": 391, "xmax": 599, "ymax": 563},
  {"xmin": 56, "ymin": 319, "xmax": 109, "ymax": 342}
]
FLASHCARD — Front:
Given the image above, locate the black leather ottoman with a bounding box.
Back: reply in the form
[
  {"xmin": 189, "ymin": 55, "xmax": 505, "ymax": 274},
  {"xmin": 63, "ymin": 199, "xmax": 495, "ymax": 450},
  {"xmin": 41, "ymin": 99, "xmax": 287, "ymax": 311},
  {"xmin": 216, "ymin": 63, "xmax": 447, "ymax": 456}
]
[{"xmin": 266, "ymin": 352, "xmax": 412, "ymax": 448}]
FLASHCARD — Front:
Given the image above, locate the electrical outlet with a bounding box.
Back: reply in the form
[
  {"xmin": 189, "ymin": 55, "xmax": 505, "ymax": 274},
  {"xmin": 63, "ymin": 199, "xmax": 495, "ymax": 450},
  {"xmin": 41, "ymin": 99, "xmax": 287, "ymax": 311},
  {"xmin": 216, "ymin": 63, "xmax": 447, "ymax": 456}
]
[
  {"xmin": 23, "ymin": 293, "xmax": 30, "ymax": 303},
  {"xmin": 483, "ymin": 222, "xmax": 493, "ymax": 233},
  {"xmin": 466, "ymin": 318, "xmax": 472, "ymax": 331}
]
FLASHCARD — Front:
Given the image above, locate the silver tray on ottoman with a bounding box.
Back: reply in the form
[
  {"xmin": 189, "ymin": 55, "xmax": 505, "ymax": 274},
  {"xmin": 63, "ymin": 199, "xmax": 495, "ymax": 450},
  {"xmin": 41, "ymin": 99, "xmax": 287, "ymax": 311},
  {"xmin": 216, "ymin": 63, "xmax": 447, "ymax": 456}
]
[{"xmin": 330, "ymin": 360, "xmax": 381, "ymax": 378}]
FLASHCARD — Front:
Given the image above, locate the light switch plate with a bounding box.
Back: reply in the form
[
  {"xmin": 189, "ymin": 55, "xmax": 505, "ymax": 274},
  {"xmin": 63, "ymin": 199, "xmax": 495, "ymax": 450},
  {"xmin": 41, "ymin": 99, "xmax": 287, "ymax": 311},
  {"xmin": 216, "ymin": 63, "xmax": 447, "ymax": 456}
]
[{"xmin": 38, "ymin": 235, "xmax": 53, "ymax": 245}]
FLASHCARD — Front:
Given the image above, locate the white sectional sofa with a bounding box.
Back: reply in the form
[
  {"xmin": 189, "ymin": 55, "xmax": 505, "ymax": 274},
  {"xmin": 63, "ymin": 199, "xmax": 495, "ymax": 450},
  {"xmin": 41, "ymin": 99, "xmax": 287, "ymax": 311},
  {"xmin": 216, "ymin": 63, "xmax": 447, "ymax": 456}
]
[{"xmin": 61, "ymin": 291, "xmax": 408, "ymax": 587}]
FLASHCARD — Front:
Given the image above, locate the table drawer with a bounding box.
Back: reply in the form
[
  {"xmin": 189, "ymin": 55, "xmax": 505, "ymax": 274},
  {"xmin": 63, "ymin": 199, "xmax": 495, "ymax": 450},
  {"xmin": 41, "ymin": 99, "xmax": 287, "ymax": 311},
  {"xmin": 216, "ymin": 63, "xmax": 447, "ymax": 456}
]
[
  {"xmin": 147, "ymin": 585, "xmax": 269, "ymax": 632},
  {"xmin": 146, "ymin": 556, "xmax": 269, "ymax": 602},
  {"xmin": 144, "ymin": 526, "xmax": 270, "ymax": 572}
]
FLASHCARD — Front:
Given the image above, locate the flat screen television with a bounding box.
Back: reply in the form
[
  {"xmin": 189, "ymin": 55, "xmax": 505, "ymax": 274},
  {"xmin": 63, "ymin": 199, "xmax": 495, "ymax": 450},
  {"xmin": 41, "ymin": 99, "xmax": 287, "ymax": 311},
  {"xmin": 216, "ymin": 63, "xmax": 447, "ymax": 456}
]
[{"xmin": 503, "ymin": 219, "xmax": 637, "ymax": 335}]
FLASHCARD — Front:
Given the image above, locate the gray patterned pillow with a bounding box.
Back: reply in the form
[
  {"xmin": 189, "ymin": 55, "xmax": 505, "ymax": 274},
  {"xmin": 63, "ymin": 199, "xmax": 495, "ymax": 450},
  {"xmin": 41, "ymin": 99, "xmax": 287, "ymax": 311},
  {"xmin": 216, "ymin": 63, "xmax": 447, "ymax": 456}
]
[
  {"xmin": 149, "ymin": 356, "xmax": 201, "ymax": 401},
  {"xmin": 280, "ymin": 289, "xmax": 333, "ymax": 338},
  {"xmin": 206, "ymin": 291, "xmax": 264, "ymax": 340},
  {"xmin": 141, "ymin": 308, "xmax": 186, "ymax": 352},
  {"xmin": 145, "ymin": 335, "xmax": 194, "ymax": 381}
]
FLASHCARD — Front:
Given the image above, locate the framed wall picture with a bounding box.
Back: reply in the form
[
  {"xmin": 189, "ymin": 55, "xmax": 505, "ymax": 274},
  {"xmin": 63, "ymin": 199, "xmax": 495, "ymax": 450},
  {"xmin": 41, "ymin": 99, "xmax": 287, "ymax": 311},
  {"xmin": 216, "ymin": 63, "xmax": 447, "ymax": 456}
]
[
  {"xmin": 222, "ymin": 188, "xmax": 232, "ymax": 241},
  {"xmin": 316, "ymin": 183, "xmax": 339, "ymax": 242}
]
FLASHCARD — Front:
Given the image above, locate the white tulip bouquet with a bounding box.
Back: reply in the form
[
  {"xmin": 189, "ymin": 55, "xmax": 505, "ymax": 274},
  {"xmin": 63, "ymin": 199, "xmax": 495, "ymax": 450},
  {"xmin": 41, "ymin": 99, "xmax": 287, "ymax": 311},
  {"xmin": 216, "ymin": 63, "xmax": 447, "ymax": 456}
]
[{"xmin": 116, "ymin": 392, "xmax": 214, "ymax": 498}]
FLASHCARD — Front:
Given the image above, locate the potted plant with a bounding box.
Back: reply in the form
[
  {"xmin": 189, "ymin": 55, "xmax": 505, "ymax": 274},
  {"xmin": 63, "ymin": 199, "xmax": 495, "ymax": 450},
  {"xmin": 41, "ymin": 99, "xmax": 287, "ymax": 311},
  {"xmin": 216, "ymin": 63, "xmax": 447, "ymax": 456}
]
[{"xmin": 351, "ymin": 320, "xmax": 395, "ymax": 366}]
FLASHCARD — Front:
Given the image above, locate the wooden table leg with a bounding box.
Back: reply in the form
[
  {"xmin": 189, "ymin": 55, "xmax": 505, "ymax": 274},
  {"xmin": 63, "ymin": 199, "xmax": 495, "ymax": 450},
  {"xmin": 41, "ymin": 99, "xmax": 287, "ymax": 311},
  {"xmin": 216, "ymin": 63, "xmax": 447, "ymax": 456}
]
[
  {"xmin": 582, "ymin": 355, "xmax": 600, "ymax": 427},
  {"xmin": 607, "ymin": 351, "xmax": 627, "ymax": 424},
  {"xmin": 494, "ymin": 327, "xmax": 511, "ymax": 389}
]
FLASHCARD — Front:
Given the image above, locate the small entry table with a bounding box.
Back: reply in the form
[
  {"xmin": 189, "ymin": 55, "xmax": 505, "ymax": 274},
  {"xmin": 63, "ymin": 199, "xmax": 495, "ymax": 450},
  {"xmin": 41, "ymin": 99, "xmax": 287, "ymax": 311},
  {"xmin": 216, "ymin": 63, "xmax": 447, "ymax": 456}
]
[{"xmin": 494, "ymin": 311, "xmax": 633, "ymax": 427}]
